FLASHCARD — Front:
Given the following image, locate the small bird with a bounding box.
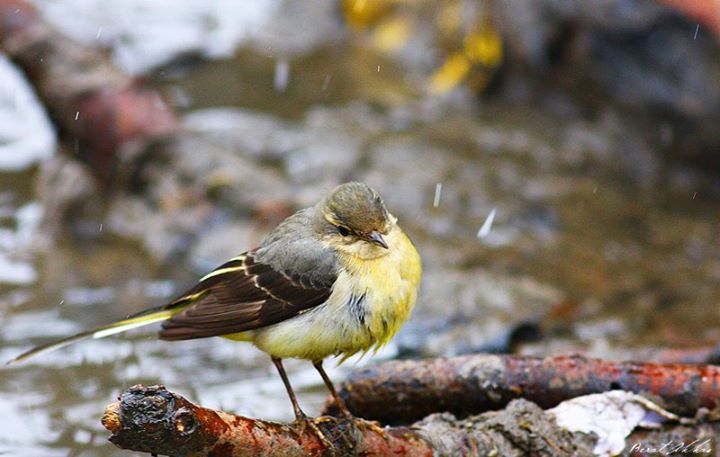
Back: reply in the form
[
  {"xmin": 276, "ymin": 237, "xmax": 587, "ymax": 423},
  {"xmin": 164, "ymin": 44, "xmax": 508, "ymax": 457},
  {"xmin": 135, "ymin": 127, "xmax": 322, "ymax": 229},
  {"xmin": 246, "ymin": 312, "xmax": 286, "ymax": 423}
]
[{"xmin": 8, "ymin": 182, "xmax": 422, "ymax": 423}]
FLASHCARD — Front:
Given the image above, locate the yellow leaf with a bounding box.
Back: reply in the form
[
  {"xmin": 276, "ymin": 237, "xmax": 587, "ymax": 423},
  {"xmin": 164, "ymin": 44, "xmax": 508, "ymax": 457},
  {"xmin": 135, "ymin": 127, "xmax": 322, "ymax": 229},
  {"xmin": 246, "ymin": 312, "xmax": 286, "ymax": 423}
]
[
  {"xmin": 463, "ymin": 25, "xmax": 503, "ymax": 67},
  {"xmin": 371, "ymin": 15, "xmax": 413, "ymax": 52},
  {"xmin": 429, "ymin": 52, "xmax": 470, "ymax": 93},
  {"xmin": 343, "ymin": 0, "xmax": 395, "ymax": 29}
]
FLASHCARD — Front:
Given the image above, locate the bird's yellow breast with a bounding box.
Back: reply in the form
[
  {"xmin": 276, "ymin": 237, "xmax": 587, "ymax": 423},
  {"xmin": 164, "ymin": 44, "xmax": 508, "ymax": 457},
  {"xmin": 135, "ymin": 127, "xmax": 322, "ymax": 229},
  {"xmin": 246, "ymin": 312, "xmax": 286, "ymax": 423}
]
[
  {"xmin": 249, "ymin": 225, "xmax": 421, "ymax": 361},
  {"xmin": 340, "ymin": 226, "xmax": 421, "ymax": 351}
]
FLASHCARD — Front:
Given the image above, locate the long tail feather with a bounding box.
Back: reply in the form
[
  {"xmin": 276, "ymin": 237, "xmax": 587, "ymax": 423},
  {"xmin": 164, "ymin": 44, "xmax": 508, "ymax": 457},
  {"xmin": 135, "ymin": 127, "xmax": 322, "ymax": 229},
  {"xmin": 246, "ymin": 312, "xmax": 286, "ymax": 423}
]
[{"xmin": 6, "ymin": 308, "xmax": 176, "ymax": 365}]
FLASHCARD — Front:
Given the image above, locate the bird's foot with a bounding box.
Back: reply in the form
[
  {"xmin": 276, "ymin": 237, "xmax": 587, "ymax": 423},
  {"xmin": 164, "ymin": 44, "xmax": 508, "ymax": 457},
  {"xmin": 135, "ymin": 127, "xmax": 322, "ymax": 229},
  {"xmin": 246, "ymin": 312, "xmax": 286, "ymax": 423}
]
[
  {"xmin": 314, "ymin": 415, "xmax": 358, "ymax": 451},
  {"xmin": 331, "ymin": 398, "xmax": 385, "ymax": 437},
  {"xmin": 294, "ymin": 415, "xmax": 336, "ymax": 451},
  {"xmin": 357, "ymin": 418, "xmax": 386, "ymax": 437}
]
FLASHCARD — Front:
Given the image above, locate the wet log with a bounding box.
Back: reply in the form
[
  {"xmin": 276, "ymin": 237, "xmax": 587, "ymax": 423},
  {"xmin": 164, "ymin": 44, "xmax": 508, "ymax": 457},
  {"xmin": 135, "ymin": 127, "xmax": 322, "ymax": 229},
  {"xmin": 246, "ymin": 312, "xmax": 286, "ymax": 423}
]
[
  {"xmin": 0, "ymin": 0, "xmax": 178, "ymax": 182},
  {"xmin": 101, "ymin": 384, "xmax": 597, "ymax": 456},
  {"xmin": 102, "ymin": 384, "xmax": 433, "ymax": 457},
  {"xmin": 328, "ymin": 354, "xmax": 720, "ymax": 424}
]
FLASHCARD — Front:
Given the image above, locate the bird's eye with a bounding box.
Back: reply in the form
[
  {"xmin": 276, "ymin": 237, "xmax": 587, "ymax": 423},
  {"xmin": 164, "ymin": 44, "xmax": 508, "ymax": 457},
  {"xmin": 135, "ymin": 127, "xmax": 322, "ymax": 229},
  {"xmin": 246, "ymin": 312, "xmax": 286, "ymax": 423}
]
[{"xmin": 337, "ymin": 226, "xmax": 350, "ymax": 237}]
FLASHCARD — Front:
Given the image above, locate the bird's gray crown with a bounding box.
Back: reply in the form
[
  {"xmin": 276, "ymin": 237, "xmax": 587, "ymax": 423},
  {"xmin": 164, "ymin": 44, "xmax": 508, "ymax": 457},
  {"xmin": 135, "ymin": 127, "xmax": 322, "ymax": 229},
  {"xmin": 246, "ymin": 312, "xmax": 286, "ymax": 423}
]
[{"xmin": 321, "ymin": 182, "xmax": 389, "ymax": 234}]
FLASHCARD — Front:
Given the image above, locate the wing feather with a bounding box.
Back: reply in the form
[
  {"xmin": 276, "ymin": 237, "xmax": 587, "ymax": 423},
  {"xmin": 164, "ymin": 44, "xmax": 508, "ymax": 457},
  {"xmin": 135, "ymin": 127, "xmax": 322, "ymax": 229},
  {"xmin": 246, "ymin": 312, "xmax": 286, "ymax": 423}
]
[{"xmin": 159, "ymin": 253, "xmax": 334, "ymax": 340}]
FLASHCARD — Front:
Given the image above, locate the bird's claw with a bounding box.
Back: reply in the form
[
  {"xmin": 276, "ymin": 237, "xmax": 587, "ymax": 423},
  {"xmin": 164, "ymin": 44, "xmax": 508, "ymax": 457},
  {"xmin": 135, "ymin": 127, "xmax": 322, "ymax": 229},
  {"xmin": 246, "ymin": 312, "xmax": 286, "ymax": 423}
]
[
  {"xmin": 294, "ymin": 416, "xmax": 336, "ymax": 452},
  {"xmin": 314, "ymin": 415, "xmax": 358, "ymax": 451},
  {"xmin": 358, "ymin": 418, "xmax": 386, "ymax": 437}
]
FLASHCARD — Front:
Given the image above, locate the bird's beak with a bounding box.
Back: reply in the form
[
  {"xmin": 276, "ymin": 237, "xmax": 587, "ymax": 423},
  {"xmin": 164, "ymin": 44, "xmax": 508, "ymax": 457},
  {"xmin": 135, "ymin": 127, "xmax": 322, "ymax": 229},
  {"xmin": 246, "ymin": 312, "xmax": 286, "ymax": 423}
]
[{"xmin": 368, "ymin": 231, "xmax": 388, "ymax": 249}]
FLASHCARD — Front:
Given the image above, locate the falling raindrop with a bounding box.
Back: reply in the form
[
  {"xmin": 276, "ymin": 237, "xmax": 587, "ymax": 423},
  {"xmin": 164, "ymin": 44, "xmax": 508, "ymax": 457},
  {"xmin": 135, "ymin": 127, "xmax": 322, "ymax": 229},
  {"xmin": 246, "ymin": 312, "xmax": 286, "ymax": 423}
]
[
  {"xmin": 477, "ymin": 208, "xmax": 496, "ymax": 238},
  {"xmin": 322, "ymin": 74, "xmax": 332, "ymax": 92},
  {"xmin": 274, "ymin": 59, "xmax": 290, "ymax": 92},
  {"xmin": 433, "ymin": 183, "xmax": 442, "ymax": 208}
]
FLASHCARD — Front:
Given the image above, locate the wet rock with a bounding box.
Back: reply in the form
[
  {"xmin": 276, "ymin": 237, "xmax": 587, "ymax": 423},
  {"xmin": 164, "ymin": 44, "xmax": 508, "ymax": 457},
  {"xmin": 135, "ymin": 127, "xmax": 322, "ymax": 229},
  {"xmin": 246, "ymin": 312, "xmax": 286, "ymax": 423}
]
[
  {"xmin": 0, "ymin": 55, "xmax": 56, "ymax": 171},
  {"xmin": 283, "ymin": 127, "xmax": 364, "ymax": 189},
  {"xmin": 170, "ymin": 132, "xmax": 293, "ymax": 208},
  {"xmin": 183, "ymin": 108, "xmax": 297, "ymax": 162},
  {"xmin": 284, "ymin": 137, "xmax": 361, "ymax": 185},
  {"xmin": 105, "ymin": 195, "xmax": 212, "ymax": 263},
  {"xmin": 36, "ymin": 154, "xmax": 100, "ymax": 241},
  {"xmin": 416, "ymin": 400, "xmax": 597, "ymax": 457}
]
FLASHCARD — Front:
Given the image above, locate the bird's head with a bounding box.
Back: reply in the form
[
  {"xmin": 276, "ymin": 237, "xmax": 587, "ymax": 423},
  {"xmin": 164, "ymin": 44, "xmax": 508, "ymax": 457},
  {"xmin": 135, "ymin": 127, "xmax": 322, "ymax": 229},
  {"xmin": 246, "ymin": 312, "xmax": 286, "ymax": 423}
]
[{"xmin": 316, "ymin": 182, "xmax": 396, "ymax": 258}]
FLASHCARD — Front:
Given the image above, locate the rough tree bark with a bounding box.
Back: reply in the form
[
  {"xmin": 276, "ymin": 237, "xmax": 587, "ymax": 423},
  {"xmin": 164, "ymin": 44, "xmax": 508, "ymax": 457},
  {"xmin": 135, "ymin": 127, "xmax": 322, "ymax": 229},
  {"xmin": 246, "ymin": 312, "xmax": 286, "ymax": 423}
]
[
  {"xmin": 102, "ymin": 385, "xmax": 432, "ymax": 457},
  {"xmin": 327, "ymin": 354, "xmax": 720, "ymax": 424}
]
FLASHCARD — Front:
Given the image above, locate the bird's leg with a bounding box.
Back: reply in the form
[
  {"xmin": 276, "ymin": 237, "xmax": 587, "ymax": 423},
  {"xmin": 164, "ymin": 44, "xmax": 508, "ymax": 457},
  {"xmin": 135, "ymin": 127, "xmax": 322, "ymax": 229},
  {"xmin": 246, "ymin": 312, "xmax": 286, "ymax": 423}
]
[
  {"xmin": 314, "ymin": 360, "xmax": 386, "ymax": 438},
  {"xmin": 271, "ymin": 356, "xmax": 307, "ymax": 420},
  {"xmin": 312, "ymin": 360, "xmax": 353, "ymax": 419},
  {"xmin": 272, "ymin": 357, "xmax": 335, "ymax": 450},
  {"xmin": 312, "ymin": 359, "xmax": 363, "ymax": 451}
]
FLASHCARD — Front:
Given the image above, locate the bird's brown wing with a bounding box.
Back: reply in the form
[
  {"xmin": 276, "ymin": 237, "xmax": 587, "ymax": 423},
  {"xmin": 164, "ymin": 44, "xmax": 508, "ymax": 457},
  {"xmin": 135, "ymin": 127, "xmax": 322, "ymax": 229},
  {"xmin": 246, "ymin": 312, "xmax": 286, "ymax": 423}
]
[{"xmin": 159, "ymin": 253, "xmax": 333, "ymax": 340}]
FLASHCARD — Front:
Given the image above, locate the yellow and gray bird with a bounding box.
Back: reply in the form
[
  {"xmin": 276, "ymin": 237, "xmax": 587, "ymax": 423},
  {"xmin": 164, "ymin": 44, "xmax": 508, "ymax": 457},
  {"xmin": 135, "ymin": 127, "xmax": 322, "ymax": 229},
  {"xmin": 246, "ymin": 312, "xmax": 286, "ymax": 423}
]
[{"xmin": 8, "ymin": 182, "xmax": 422, "ymax": 421}]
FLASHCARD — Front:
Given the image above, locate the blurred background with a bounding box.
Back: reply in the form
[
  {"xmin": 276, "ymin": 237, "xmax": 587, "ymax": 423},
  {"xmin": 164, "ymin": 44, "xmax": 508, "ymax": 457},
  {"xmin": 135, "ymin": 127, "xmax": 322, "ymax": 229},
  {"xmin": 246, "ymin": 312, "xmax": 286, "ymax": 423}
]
[{"xmin": 1, "ymin": 0, "xmax": 720, "ymax": 455}]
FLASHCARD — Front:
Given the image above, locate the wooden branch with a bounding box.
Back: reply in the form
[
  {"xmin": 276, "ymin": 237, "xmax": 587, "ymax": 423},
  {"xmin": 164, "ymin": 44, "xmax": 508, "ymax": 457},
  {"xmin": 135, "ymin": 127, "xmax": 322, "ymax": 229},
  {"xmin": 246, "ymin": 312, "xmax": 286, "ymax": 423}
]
[
  {"xmin": 0, "ymin": 0, "xmax": 178, "ymax": 182},
  {"xmin": 327, "ymin": 354, "xmax": 720, "ymax": 424},
  {"xmin": 102, "ymin": 385, "xmax": 433, "ymax": 457},
  {"xmin": 101, "ymin": 384, "xmax": 598, "ymax": 456}
]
